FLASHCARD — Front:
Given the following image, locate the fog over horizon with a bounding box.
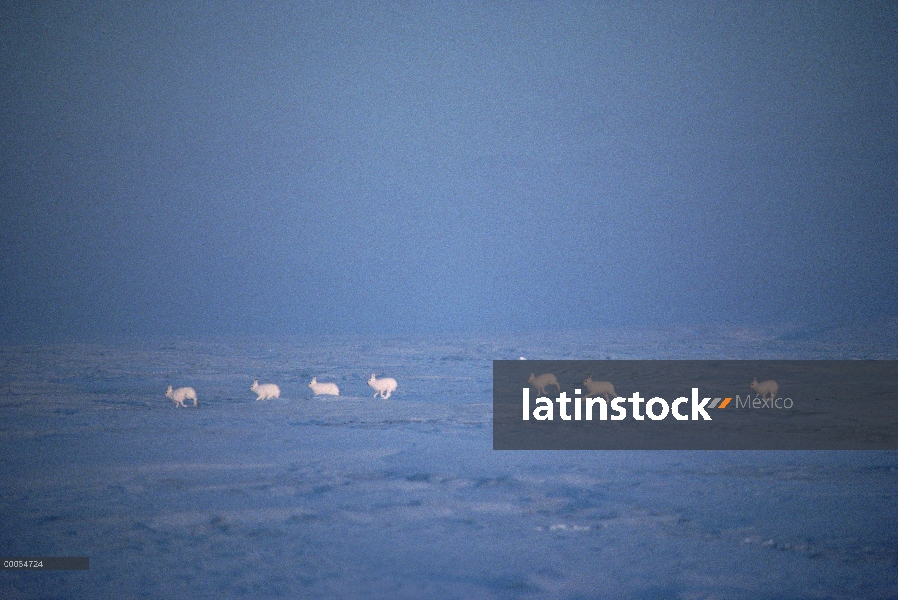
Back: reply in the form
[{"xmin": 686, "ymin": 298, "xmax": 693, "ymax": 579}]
[{"xmin": 2, "ymin": 2, "xmax": 896, "ymax": 341}]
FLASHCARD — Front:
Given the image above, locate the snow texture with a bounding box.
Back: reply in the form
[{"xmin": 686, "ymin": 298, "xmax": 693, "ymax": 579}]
[{"xmin": 0, "ymin": 323, "xmax": 896, "ymax": 598}]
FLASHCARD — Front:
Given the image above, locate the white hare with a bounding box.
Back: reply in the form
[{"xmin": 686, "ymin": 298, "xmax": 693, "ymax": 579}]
[
  {"xmin": 166, "ymin": 385, "xmax": 197, "ymax": 407},
  {"xmin": 308, "ymin": 377, "xmax": 339, "ymax": 396},
  {"xmin": 527, "ymin": 372, "xmax": 560, "ymax": 395},
  {"xmin": 583, "ymin": 375, "xmax": 616, "ymax": 401},
  {"xmin": 251, "ymin": 379, "xmax": 280, "ymax": 400},
  {"xmin": 368, "ymin": 374, "xmax": 397, "ymax": 399},
  {"xmin": 750, "ymin": 378, "xmax": 778, "ymax": 400}
]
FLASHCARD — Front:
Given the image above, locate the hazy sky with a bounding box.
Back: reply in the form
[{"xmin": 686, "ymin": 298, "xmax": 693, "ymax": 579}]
[{"xmin": 2, "ymin": 2, "xmax": 896, "ymax": 340}]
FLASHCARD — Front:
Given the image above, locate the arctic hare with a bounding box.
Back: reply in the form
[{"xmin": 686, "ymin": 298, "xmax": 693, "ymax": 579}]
[
  {"xmin": 166, "ymin": 385, "xmax": 197, "ymax": 407},
  {"xmin": 583, "ymin": 375, "xmax": 616, "ymax": 401},
  {"xmin": 309, "ymin": 377, "xmax": 339, "ymax": 396},
  {"xmin": 527, "ymin": 372, "xmax": 560, "ymax": 395},
  {"xmin": 251, "ymin": 379, "xmax": 280, "ymax": 400},
  {"xmin": 750, "ymin": 378, "xmax": 778, "ymax": 400},
  {"xmin": 368, "ymin": 374, "xmax": 397, "ymax": 399}
]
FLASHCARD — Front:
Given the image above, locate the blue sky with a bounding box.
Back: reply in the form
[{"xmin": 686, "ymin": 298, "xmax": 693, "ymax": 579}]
[{"xmin": 2, "ymin": 2, "xmax": 896, "ymax": 339}]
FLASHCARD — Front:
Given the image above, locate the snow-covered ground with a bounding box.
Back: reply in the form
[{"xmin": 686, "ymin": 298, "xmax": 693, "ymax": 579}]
[{"xmin": 1, "ymin": 324, "xmax": 896, "ymax": 598}]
